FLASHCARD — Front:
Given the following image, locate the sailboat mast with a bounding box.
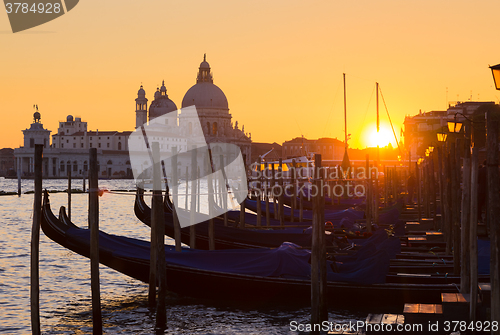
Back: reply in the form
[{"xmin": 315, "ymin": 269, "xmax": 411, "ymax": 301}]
[
  {"xmin": 344, "ymin": 73, "xmax": 347, "ymax": 150},
  {"xmin": 376, "ymin": 82, "xmax": 380, "ymax": 163}
]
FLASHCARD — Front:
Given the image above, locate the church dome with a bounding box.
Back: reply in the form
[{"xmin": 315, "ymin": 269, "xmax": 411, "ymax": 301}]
[
  {"xmin": 182, "ymin": 82, "xmax": 228, "ymax": 109},
  {"xmin": 181, "ymin": 55, "xmax": 228, "ymax": 109},
  {"xmin": 149, "ymin": 80, "xmax": 177, "ymax": 120}
]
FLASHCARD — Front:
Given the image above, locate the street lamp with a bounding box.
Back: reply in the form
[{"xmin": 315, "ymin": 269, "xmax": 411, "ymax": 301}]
[
  {"xmin": 490, "ymin": 63, "xmax": 500, "ymax": 90},
  {"xmin": 429, "ymin": 146, "xmax": 434, "ymax": 153},
  {"xmin": 437, "ymin": 130, "xmax": 448, "ymax": 142},
  {"xmin": 448, "ymin": 119, "xmax": 463, "ymax": 133}
]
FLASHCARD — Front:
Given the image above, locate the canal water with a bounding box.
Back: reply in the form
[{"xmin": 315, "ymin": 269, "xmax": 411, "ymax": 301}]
[{"xmin": 0, "ymin": 177, "xmax": 363, "ymax": 334}]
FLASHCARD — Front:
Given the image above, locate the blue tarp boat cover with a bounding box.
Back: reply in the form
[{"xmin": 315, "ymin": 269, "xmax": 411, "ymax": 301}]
[{"xmin": 66, "ymin": 225, "xmax": 400, "ymax": 284}]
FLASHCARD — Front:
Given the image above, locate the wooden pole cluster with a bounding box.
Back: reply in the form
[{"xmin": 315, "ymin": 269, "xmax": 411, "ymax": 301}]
[
  {"xmin": 30, "ymin": 144, "xmax": 43, "ymax": 335},
  {"xmin": 486, "ymin": 110, "xmax": 500, "ymax": 331},
  {"xmin": 88, "ymin": 148, "xmax": 102, "ymax": 334}
]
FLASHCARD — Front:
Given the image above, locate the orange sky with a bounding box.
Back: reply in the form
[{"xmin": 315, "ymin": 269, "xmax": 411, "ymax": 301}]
[{"xmin": 1, "ymin": 0, "xmax": 500, "ymax": 150}]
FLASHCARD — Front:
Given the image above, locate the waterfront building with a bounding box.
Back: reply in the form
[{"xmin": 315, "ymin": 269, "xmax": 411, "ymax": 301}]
[{"xmin": 13, "ymin": 56, "xmax": 251, "ymax": 178}]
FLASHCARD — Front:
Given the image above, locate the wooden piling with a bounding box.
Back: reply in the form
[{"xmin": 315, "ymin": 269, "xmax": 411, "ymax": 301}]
[
  {"xmin": 291, "ymin": 160, "xmax": 296, "ymax": 223},
  {"xmin": 437, "ymin": 146, "xmax": 445, "ymax": 232},
  {"xmin": 271, "ymin": 163, "xmax": 278, "ymax": 220},
  {"xmin": 88, "ymin": 148, "xmax": 102, "ymax": 334},
  {"xmin": 17, "ymin": 168, "xmax": 21, "ymax": 197},
  {"xmin": 469, "ymin": 145, "xmax": 479, "ymax": 322},
  {"xmin": 365, "ymin": 155, "xmax": 372, "ymax": 232},
  {"xmin": 315, "ymin": 155, "xmax": 327, "ymax": 322},
  {"xmin": 416, "ymin": 162, "xmax": 421, "ymax": 222},
  {"xmin": 220, "ymin": 155, "xmax": 228, "ymax": 227},
  {"xmin": 444, "ymin": 148, "xmax": 453, "ymax": 255},
  {"xmin": 310, "ymin": 177, "xmax": 321, "ymax": 333},
  {"xmin": 30, "ymin": 144, "xmax": 43, "ymax": 335},
  {"xmin": 460, "ymin": 136, "xmax": 471, "ymax": 293},
  {"xmin": 256, "ymin": 159, "xmax": 262, "ymax": 227},
  {"xmin": 171, "ymin": 147, "xmax": 181, "ymax": 252},
  {"xmin": 265, "ymin": 163, "xmax": 271, "ymax": 226},
  {"xmin": 278, "ymin": 158, "xmax": 284, "ymax": 227},
  {"xmin": 189, "ymin": 149, "xmax": 197, "ymax": 248},
  {"xmin": 151, "ymin": 143, "xmax": 167, "ymax": 329},
  {"xmin": 451, "ymin": 143, "xmax": 460, "ymax": 275},
  {"xmin": 207, "ymin": 152, "xmax": 215, "ymax": 250},
  {"xmin": 67, "ymin": 169, "xmax": 71, "ymax": 221},
  {"xmin": 486, "ymin": 110, "xmax": 500, "ymax": 332},
  {"xmin": 83, "ymin": 172, "xmax": 86, "ymax": 193}
]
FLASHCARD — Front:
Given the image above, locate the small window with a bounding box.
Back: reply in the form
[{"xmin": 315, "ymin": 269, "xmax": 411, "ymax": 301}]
[
  {"xmin": 29, "ymin": 138, "xmax": 34, "ymax": 148},
  {"xmin": 66, "ymin": 140, "xmax": 69, "ymax": 143},
  {"xmin": 73, "ymin": 143, "xmax": 76, "ymax": 148},
  {"xmin": 118, "ymin": 142, "xmax": 122, "ymax": 150},
  {"xmin": 90, "ymin": 143, "xmax": 92, "ymax": 148},
  {"xmin": 60, "ymin": 161, "xmax": 65, "ymax": 172},
  {"xmin": 107, "ymin": 143, "xmax": 110, "ymax": 148},
  {"xmin": 61, "ymin": 143, "xmax": 64, "ymax": 148},
  {"xmin": 81, "ymin": 143, "xmax": 84, "ymax": 148},
  {"xmin": 90, "ymin": 137, "xmax": 92, "ymax": 140},
  {"xmin": 107, "ymin": 137, "xmax": 109, "ymax": 140},
  {"xmin": 98, "ymin": 143, "xmax": 101, "ymax": 148}
]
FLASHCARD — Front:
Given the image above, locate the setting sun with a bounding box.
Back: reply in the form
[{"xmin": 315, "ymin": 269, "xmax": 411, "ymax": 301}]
[{"xmin": 366, "ymin": 124, "xmax": 396, "ymax": 148}]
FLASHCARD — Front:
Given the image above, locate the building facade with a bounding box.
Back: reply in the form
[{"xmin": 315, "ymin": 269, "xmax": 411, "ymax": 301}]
[{"xmin": 14, "ymin": 56, "xmax": 251, "ymax": 178}]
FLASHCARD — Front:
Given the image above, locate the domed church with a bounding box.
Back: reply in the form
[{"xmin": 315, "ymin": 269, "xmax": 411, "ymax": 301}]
[{"xmin": 135, "ymin": 55, "xmax": 251, "ymax": 165}]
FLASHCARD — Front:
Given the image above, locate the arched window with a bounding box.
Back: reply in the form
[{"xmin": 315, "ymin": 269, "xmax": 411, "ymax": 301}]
[
  {"xmin": 60, "ymin": 161, "xmax": 65, "ymax": 172},
  {"xmin": 73, "ymin": 161, "xmax": 78, "ymax": 172},
  {"xmin": 118, "ymin": 142, "xmax": 122, "ymax": 150},
  {"xmin": 107, "ymin": 160, "xmax": 113, "ymax": 165},
  {"xmin": 83, "ymin": 161, "xmax": 88, "ymax": 172},
  {"xmin": 212, "ymin": 122, "xmax": 217, "ymax": 136}
]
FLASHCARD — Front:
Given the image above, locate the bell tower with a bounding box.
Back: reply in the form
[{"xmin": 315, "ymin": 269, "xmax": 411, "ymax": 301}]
[{"xmin": 135, "ymin": 85, "xmax": 148, "ymax": 128}]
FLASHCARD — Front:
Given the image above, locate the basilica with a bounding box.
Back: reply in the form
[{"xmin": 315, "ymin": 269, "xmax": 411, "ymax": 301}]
[{"xmin": 14, "ymin": 56, "xmax": 252, "ymax": 178}]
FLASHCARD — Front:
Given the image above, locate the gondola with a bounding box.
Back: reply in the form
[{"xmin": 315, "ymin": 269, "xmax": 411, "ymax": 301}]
[
  {"xmin": 41, "ymin": 190, "xmax": 460, "ymax": 308},
  {"xmin": 134, "ymin": 189, "xmax": 338, "ymax": 250}
]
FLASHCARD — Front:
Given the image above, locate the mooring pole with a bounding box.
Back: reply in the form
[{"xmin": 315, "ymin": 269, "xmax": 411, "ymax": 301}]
[
  {"xmin": 171, "ymin": 147, "xmax": 181, "ymax": 252},
  {"xmin": 265, "ymin": 163, "xmax": 271, "ymax": 226},
  {"xmin": 460, "ymin": 135, "xmax": 471, "ymax": 293},
  {"xmin": 486, "ymin": 110, "xmax": 500, "ymax": 332},
  {"xmin": 469, "ymin": 145, "xmax": 479, "ymax": 322},
  {"xmin": 67, "ymin": 169, "xmax": 71, "ymax": 221},
  {"xmin": 152, "ymin": 142, "xmax": 167, "ymax": 330},
  {"xmin": 310, "ymin": 172, "xmax": 320, "ymax": 334},
  {"xmin": 316, "ymin": 154, "xmax": 327, "ymax": 323},
  {"xmin": 189, "ymin": 148, "xmax": 197, "ymax": 248},
  {"xmin": 83, "ymin": 171, "xmax": 86, "ymax": 193},
  {"xmin": 256, "ymin": 159, "xmax": 262, "ymax": 227},
  {"xmin": 365, "ymin": 155, "xmax": 372, "ymax": 232},
  {"xmin": 416, "ymin": 162, "xmax": 421, "ymax": 222},
  {"xmin": 278, "ymin": 158, "xmax": 284, "ymax": 227},
  {"xmin": 30, "ymin": 144, "xmax": 43, "ymax": 335},
  {"xmin": 18, "ymin": 168, "xmax": 22, "ymax": 197},
  {"xmin": 88, "ymin": 148, "xmax": 102, "ymax": 334}
]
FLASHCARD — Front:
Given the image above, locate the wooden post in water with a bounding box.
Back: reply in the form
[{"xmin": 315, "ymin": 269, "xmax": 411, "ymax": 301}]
[
  {"xmin": 30, "ymin": 144, "xmax": 43, "ymax": 335},
  {"xmin": 220, "ymin": 155, "xmax": 228, "ymax": 227},
  {"xmin": 416, "ymin": 162, "xmax": 421, "ymax": 222},
  {"xmin": 271, "ymin": 163, "xmax": 278, "ymax": 220},
  {"xmin": 384, "ymin": 166, "xmax": 388, "ymax": 207},
  {"xmin": 451, "ymin": 143, "xmax": 460, "ymax": 275},
  {"xmin": 83, "ymin": 172, "xmax": 86, "ymax": 193},
  {"xmin": 171, "ymin": 147, "xmax": 181, "ymax": 252},
  {"xmin": 278, "ymin": 158, "xmax": 284, "ymax": 227},
  {"xmin": 17, "ymin": 168, "xmax": 21, "ymax": 197},
  {"xmin": 207, "ymin": 151, "xmax": 215, "ymax": 250},
  {"xmin": 151, "ymin": 142, "xmax": 167, "ymax": 330},
  {"xmin": 460, "ymin": 135, "xmax": 471, "ymax": 293},
  {"xmin": 265, "ymin": 163, "xmax": 271, "ymax": 226},
  {"xmin": 486, "ymin": 110, "xmax": 500, "ymax": 332},
  {"xmin": 315, "ymin": 154, "xmax": 327, "ymax": 323},
  {"xmin": 365, "ymin": 155, "xmax": 372, "ymax": 232},
  {"xmin": 256, "ymin": 159, "xmax": 262, "ymax": 227},
  {"xmin": 88, "ymin": 148, "xmax": 102, "ymax": 334},
  {"xmin": 444, "ymin": 148, "xmax": 453, "ymax": 255},
  {"xmin": 291, "ymin": 159, "xmax": 296, "ymax": 223},
  {"xmin": 189, "ymin": 148, "xmax": 197, "ymax": 248},
  {"xmin": 310, "ymin": 171, "xmax": 321, "ymax": 333},
  {"xmin": 469, "ymin": 145, "xmax": 479, "ymax": 322},
  {"xmin": 67, "ymin": 169, "xmax": 71, "ymax": 221},
  {"xmin": 437, "ymin": 146, "xmax": 445, "ymax": 232}
]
